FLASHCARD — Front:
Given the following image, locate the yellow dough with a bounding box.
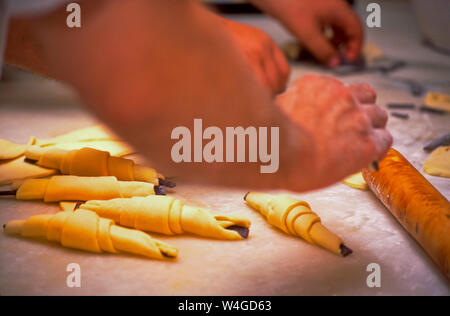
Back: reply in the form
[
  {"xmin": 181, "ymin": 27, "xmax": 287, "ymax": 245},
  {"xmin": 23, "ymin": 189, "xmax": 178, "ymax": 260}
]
[
  {"xmin": 0, "ymin": 141, "xmax": 133, "ymax": 186},
  {"xmin": 14, "ymin": 175, "xmax": 159, "ymax": 202},
  {"xmin": 244, "ymin": 192, "xmax": 352, "ymax": 256},
  {"xmin": 343, "ymin": 172, "xmax": 369, "ymax": 190},
  {"xmin": 362, "ymin": 42, "xmax": 384, "ymax": 65},
  {"xmin": 3, "ymin": 209, "xmax": 177, "ymax": 259},
  {"xmin": 36, "ymin": 125, "xmax": 121, "ymax": 145},
  {"xmin": 81, "ymin": 196, "xmax": 251, "ymax": 240},
  {"xmin": 25, "ymin": 146, "xmax": 162, "ymax": 185},
  {"xmin": 423, "ymin": 146, "xmax": 450, "ymax": 178},
  {"xmin": 59, "ymin": 201, "xmax": 79, "ymax": 212},
  {"xmin": 424, "ymin": 92, "xmax": 450, "ymax": 112},
  {"xmin": 0, "ymin": 157, "xmax": 58, "ymax": 186},
  {"xmin": 0, "ymin": 125, "xmax": 134, "ymax": 186},
  {"xmin": 42, "ymin": 140, "xmax": 134, "ymax": 157},
  {"xmin": 0, "ymin": 137, "xmax": 36, "ymax": 160}
]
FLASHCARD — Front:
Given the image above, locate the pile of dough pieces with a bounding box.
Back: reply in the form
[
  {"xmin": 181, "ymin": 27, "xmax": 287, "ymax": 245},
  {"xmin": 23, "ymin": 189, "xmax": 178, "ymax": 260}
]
[
  {"xmin": 1, "ymin": 125, "xmax": 350, "ymax": 260},
  {"xmin": 0, "ymin": 126, "xmax": 252, "ymax": 260}
]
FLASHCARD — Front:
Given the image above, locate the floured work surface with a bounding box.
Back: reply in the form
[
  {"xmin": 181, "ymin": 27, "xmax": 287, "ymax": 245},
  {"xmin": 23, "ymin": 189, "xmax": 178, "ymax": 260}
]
[
  {"xmin": 1, "ymin": 3, "xmax": 449, "ymax": 295},
  {"xmin": 0, "ymin": 102, "xmax": 449, "ymax": 295}
]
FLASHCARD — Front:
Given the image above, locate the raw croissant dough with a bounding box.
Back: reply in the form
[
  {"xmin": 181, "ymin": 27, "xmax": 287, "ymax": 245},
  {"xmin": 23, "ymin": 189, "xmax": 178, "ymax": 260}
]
[
  {"xmin": 0, "ymin": 137, "xmax": 36, "ymax": 160},
  {"xmin": 0, "ymin": 158, "xmax": 58, "ymax": 186},
  {"xmin": 60, "ymin": 201, "xmax": 79, "ymax": 212},
  {"xmin": 14, "ymin": 175, "xmax": 158, "ymax": 202},
  {"xmin": 245, "ymin": 192, "xmax": 351, "ymax": 256},
  {"xmin": 26, "ymin": 146, "xmax": 162, "ymax": 185},
  {"xmin": 81, "ymin": 196, "xmax": 251, "ymax": 240},
  {"xmin": 4, "ymin": 209, "xmax": 177, "ymax": 259},
  {"xmin": 36, "ymin": 125, "xmax": 121, "ymax": 145},
  {"xmin": 423, "ymin": 146, "xmax": 450, "ymax": 178},
  {"xmin": 0, "ymin": 125, "xmax": 134, "ymax": 185}
]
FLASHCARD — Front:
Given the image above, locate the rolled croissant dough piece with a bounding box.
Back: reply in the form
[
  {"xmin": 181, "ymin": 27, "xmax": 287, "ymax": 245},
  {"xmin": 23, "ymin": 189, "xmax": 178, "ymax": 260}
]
[
  {"xmin": 14, "ymin": 176, "xmax": 158, "ymax": 202},
  {"xmin": 4, "ymin": 209, "xmax": 177, "ymax": 259},
  {"xmin": 0, "ymin": 125, "xmax": 134, "ymax": 185},
  {"xmin": 245, "ymin": 192, "xmax": 352, "ymax": 256},
  {"xmin": 26, "ymin": 146, "xmax": 161, "ymax": 184},
  {"xmin": 81, "ymin": 196, "xmax": 251, "ymax": 240}
]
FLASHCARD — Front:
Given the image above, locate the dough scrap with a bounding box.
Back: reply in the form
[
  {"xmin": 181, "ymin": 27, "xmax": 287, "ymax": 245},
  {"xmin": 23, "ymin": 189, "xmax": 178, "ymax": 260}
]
[
  {"xmin": 423, "ymin": 146, "xmax": 450, "ymax": 178},
  {"xmin": 424, "ymin": 92, "xmax": 450, "ymax": 113},
  {"xmin": 245, "ymin": 192, "xmax": 351, "ymax": 256},
  {"xmin": 15, "ymin": 175, "xmax": 157, "ymax": 202},
  {"xmin": 343, "ymin": 172, "xmax": 369, "ymax": 190},
  {"xmin": 3, "ymin": 209, "xmax": 177, "ymax": 259},
  {"xmin": 362, "ymin": 42, "xmax": 384, "ymax": 65},
  {"xmin": 82, "ymin": 195, "xmax": 251, "ymax": 240}
]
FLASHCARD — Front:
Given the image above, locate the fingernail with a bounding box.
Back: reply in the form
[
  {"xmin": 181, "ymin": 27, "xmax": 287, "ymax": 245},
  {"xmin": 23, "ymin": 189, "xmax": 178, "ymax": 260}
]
[{"xmin": 328, "ymin": 56, "xmax": 340, "ymax": 68}]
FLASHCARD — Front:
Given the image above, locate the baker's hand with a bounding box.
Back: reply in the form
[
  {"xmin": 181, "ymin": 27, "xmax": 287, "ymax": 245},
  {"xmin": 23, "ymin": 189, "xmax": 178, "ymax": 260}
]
[
  {"xmin": 276, "ymin": 75, "xmax": 391, "ymax": 189},
  {"xmin": 222, "ymin": 18, "xmax": 290, "ymax": 95},
  {"xmin": 250, "ymin": 0, "xmax": 363, "ymax": 66}
]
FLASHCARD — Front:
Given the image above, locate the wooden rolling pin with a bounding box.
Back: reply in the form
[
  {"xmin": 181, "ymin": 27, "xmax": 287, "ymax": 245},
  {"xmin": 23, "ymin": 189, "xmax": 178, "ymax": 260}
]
[{"xmin": 362, "ymin": 148, "xmax": 450, "ymax": 279}]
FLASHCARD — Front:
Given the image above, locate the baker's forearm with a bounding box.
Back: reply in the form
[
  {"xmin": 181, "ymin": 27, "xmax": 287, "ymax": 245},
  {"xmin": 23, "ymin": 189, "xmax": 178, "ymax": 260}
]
[
  {"xmin": 4, "ymin": 18, "xmax": 49, "ymax": 75},
  {"xmin": 70, "ymin": 1, "xmax": 306, "ymax": 189},
  {"xmin": 19, "ymin": 0, "xmax": 313, "ymax": 190},
  {"xmin": 4, "ymin": 0, "xmax": 104, "ymax": 77}
]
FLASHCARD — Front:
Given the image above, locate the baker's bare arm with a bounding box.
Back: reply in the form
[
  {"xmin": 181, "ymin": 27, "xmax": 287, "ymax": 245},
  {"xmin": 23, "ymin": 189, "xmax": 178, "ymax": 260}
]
[
  {"xmin": 5, "ymin": 18, "xmax": 49, "ymax": 75},
  {"xmin": 4, "ymin": 0, "xmax": 390, "ymax": 191}
]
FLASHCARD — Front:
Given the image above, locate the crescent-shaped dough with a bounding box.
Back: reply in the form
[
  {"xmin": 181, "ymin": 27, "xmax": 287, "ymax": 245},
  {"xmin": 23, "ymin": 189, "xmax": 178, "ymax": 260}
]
[
  {"xmin": 81, "ymin": 196, "xmax": 251, "ymax": 240},
  {"xmin": 25, "ymin": 146, "xmax": 162, "ymax": 184},
  {"xmin": 3, "ymin": 209, "xmax": 177, "ymax": 259},
  {"xmin": 14, "ymin": 175, "xmax": 159, "ymax": 202},
  {"xmin": 245, "ymin": 192, "xmax": 351, "ymax": 256}
]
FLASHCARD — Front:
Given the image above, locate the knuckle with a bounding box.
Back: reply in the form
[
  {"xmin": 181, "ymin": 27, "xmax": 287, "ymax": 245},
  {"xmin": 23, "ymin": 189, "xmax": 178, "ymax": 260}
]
[
  {"xmin": 337, "ymin": 87, "xmax": 355, "ymax": 106},
  {"xmin": 372, "ymin": 130, "xmax": 393, "ymax": 155},
  {"xmin": 354, "ymin": 112, "xmax": 371, "ymax": 133},
  {"xmin": 364, "ymin": 83, "xmax": 376, "ymax": 96},
  {"xmin": 377, "ymin": 106, "xmax": 388, "ymax": 122}
]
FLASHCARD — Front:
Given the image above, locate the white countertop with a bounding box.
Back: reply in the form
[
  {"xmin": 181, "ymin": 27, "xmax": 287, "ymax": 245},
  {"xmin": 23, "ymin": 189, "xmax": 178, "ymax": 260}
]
[{"xmin": 0, "ymin": 0, "xmax": 449, "ymax": 295}]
